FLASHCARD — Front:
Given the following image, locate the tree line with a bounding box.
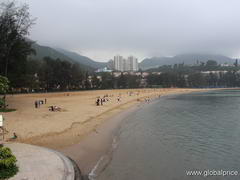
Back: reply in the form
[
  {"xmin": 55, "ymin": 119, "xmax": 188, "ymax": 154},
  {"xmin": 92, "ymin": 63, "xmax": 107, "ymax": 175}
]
[
  {"xmin": 146, "ymin": 61, "xmax": 240, "ymax": 88},
  {"xmin": 6, "ymin": 57, "xmax": 240, "ymax": 92},
  {"xmin": 10, "ymin": 57, "xmax": 143, "ymax": 92}
]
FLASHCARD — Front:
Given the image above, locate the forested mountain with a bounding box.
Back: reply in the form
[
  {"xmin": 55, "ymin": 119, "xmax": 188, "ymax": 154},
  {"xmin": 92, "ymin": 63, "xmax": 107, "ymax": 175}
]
[
  {"xmin": 30, "ymin": 43, "xmax": 106, "ymax": 70},
  {"xmin": 140, "ymin": 54, "xmax": 235, "ymax": 70},
  {"xmin": 56, "ymin": 48, "xmax": 107, "ymax": 69},
  {"xmin": 30, "ymin": 43, "xmax": 75, "ymax": 62}
]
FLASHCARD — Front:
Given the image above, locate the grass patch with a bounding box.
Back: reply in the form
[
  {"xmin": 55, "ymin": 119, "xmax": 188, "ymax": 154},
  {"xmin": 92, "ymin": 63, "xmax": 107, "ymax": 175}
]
[{"xmin": 0, "ymin": 108, "xmax": 16, "ymax": 112}]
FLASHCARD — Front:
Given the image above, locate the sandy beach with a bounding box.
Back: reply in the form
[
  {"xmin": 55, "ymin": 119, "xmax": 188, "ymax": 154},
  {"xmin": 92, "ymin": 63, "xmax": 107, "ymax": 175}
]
[
  {"xmin": 2, "ymin": 88, "xmax": 205, "ymax": 149},
  {"xmin": 1, "ymin": 88, "xmax": 210, "ymax": 176}
]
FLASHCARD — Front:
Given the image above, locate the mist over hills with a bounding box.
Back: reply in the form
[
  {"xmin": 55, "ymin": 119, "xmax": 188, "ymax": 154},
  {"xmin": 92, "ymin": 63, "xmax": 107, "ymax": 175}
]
[
  {"xmin": 30, "ymin": 43, "xmax": 105, "ymax": 70},
  {"xmin": 56, "ymin": 48, "xmax": 107, "ymax": 69},
  {"xmin": 31, "ymin": 43, "xmax": 74, "ymax": 62},
  {"xmin": 140, "ymin": 54, "xmax": 235, "ymax": 70},
  {"xmin": 30, "ymin": 42, "xmax": 236, "ymax": 71}
]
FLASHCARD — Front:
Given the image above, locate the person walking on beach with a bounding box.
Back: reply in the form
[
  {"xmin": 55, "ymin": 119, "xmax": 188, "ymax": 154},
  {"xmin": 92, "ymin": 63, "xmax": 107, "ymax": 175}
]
[
  {"xmin": 35, "ymin": 101, "xmax": 38, "ymax": 108},
  {"xmin": 38, "ymin": 100, "xmax": 41, "ymax": 107},
  {"xmin": 45, "ymin": 98, "xmax": 47, "ymax": 104},
  {"xmin": 96, "ymin": 98, "xmax": 100, "ymax": 106},
  {"xmin": 117, "ymin": 96, "xmax": 121, "ymax": 102}
]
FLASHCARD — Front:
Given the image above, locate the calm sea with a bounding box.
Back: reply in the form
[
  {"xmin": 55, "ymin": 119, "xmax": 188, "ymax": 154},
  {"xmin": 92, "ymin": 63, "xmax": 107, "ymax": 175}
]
[{"xmin": 97, "ymin": 90, "xmax": 240, "ymax": 180}]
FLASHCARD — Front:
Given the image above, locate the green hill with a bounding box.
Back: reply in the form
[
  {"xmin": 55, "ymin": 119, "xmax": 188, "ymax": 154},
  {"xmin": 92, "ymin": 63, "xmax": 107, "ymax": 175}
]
[
  {"xmin": 140, "ymin": 54, "xmax": 235, "ymax": 70},
  {"xmin": 30, "ymin": 43, "xmax": 106, "ymax": 70},
  {"xmin": 56, "ymin": 48, "xmax": 107, "ymax": 69},
  {"xmin": 31, "ymin": 43, "xmax": 75, "ymax": 62}
]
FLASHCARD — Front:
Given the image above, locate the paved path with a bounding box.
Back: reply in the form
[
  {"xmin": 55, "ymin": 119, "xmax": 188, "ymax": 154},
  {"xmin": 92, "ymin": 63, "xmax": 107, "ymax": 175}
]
[{"xmin": 5, "ymin": 143, "xmax": 77, "ymax": 180}]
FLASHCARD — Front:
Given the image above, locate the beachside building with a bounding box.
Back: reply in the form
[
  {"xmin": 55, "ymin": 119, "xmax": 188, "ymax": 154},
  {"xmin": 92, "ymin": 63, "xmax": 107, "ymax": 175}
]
[
  {"xmin": 113, "ymin": 72, "xmax": 122, "ymax": 77},
  {"xmin": 201, "ymin": 71, "xmax": 228, "ymax": 75},
  {"xmin": 95, "ymin": 67, "xmax": 113, "ymax": 73},
  {"xmin": 220, "ymin": 63, "xmax": 233, "ymax": 67}
]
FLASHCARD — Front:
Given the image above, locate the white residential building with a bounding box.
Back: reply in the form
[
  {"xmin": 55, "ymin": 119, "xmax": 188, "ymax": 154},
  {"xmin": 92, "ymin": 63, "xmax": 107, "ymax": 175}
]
[
  {"xmin": 113, "ymin": 55, "xmax": 139, "ymax": 71},
  {"xmin": 128, "ymin": 56, "xmax": 139, "ymax": 71},
  {"xmin": 114, "ymin": 55, "xmax": 124, "ymax": 71}
]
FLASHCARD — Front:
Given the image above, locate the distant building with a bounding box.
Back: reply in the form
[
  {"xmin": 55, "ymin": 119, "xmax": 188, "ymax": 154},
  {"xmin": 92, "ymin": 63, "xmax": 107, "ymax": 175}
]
[
  {"xmin": 220, "ymin": 63, "xmax": 233, "ymax": 67},
  {"xmin": 124, "ymin": 58, "xmax": 131, "ymax": 71},
  {"xmin": 113, "ymin": 72, "xmax": 122, "ymax": 77},
  {"xmin": 142, "ymin": 72, "xmax": 150, "ymax": 77},
  {"xmin": 128, "ymin": 56, "xmax": 139, "ymax": 71},
  {"xmin": 114, "ymin": 55, "xmax": 124, "ymax": 71},
  {"xmin": 201, "ymin": 71, "xmax": 228, "ymax": 78},
  {"xmin": 234, "ymin": 59, "xmax": 238, "ymax": 67},
  {"xmin": 152, "ymin": 72, "xmax": 161, "ymax": 75},
  {"xmin": 113, "ymin": 55, "xmax": 139, "ymax": 72},
  {"xmin": 95, "ymin": 67, "xmax": 113, "ymax": 73}
]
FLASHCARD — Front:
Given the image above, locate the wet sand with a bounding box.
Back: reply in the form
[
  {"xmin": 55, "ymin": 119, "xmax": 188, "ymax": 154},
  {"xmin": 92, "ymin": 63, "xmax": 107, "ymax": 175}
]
[{"xmin": 60, "ymin": 104, "xmax": 139, "ymax": 176}]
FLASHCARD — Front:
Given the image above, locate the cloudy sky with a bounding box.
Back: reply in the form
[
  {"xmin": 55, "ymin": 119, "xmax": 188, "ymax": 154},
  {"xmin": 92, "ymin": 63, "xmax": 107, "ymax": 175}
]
[{"xmin": 15, "ymin": 0, "xmax": 240, "ymax": 61}]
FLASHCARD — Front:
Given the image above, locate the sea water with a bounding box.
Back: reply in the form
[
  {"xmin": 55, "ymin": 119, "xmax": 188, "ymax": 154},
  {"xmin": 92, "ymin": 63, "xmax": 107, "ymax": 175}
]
[{"xmin": 97, "ymin": 90, "xmax": 240, "ymax": 180}]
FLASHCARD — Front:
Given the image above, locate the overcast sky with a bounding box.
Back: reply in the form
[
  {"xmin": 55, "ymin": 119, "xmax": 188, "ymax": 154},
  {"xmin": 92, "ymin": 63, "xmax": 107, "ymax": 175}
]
[{"xmin": 14, "ymin": 0, "xmax": 240, "ymax": 61}]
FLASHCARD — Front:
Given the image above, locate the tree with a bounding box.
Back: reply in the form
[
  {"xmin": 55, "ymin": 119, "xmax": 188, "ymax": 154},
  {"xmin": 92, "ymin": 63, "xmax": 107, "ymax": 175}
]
[
  {"xmin": 101, "ymin": 72, "xmax": 115, "ymax": 89},
  {"xmin": 70, "ymin": 63, "xmax": 83, "ymax": 89},
  {"xmin": 126, "ymin": 75, "xmax": 140, "ymax": 88},
  {"xmin": 206, "ymin": 60, "xmax": 218, "ymax": 67},
  {"xmin": 146, "ymin": 73, "xmax": 160, "ymax": 87},
  {"xmin": 117, "ymin": 73, "xmax": 127, "ymax": 88},
  {"xmin": 0, "ymin": 1, "xmax": 36, "ymax": 79},
  {"xmin": 0, "ymin": 75, "xmax": 9, "ymax": 108},
  {"xmin": 84, "ymin": 71, "xmax": 91, "ymax": 89},
  {"xmin": 176, "ymin": 73, "xmax": 187, "ymax": 87},
  {"xmin": 92, "ymin": 74, "xmax": 100, "ymax": 89},
  {"xmin": 188, "ymin": 73, "xmax": 207, "ymax": 88},
  {"xmin": 0, "ymin": 75, "xmax": 9, "ymax": 94}
]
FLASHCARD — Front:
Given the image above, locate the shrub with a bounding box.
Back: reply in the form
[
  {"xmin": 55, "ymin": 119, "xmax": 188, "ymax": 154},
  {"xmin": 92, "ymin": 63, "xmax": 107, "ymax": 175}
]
[
  {"xmin": 0, "ymin": 99, "xmax": 5, "ymax": 108},
  {"xmin": 0, "ymin": 146, "xmax": 18, "ymax": 179},
  {"xmin": 0, "ymin": 97, "xmax": 16, "ymax": 112}
]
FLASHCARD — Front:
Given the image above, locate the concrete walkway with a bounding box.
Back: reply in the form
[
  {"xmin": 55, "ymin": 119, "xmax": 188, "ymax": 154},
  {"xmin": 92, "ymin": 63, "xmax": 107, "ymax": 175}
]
[{"xmin": 4, "ymin": 143, "xmax": 79, "ymax": 180}]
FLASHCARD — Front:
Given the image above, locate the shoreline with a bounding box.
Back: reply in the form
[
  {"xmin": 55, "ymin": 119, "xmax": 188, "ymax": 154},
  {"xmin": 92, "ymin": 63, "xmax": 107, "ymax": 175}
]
[
  {"xmin": 84, "ymin": 88, "xmax": 240, "ymax": 180},
  {"xmin": 2, "ymin": 88, "xmax": 213, "ymax": 176},
  {"xmin": 3, "ymin": 88, "xmax": 205, "ymax": 149},
  {"xmin": 18, "ymin": 93, "xmax": 153, "ymax": 149},
  {"xmin": 60, "ymin": 103, "xmax": 141, "ymax": 177},
  {"xmin": 59, "ymin": 89, "xmax": 212, "ymax": 177}
]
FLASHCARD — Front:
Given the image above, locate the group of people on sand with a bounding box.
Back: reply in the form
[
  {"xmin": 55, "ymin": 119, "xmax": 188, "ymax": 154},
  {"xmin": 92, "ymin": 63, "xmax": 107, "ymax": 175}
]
[
  {"xmin": 96, "ymin": 95, "xmax": 110, "ymax": 106},
  {"xmin": 34, "ymin": 99, "xmax": 47, "ymax": 108},
  {"xmin": 49, "ymin": 105, "xmax": 61, "ymax": 112},
  {"xmin": 127, "ymin": 91, "xmax": 140, "ymax": 96},
  {"xmin": 95, "ymin": 90, "xmax": 162, "ymax": 107},
  {"xmin": 145, "ymin": 97, "xmax": 151, "ymax": 103},
  {"xmin": 34, "ymin": 98, "xmax": 62, "ymax": 112}
]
